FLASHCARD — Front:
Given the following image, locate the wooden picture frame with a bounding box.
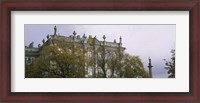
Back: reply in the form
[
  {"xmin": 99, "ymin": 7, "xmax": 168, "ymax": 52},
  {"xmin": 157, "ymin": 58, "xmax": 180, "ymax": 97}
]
[{"xmin": 0, "ymin": 0, "xmax": 199, "ymax": 102}]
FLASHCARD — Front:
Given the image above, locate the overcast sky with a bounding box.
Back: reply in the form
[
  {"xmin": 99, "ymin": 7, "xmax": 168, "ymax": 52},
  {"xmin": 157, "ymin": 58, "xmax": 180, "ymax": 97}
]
[{"xmin": 25, "ymin": 24, "xmax": 176, "ymax": 78}]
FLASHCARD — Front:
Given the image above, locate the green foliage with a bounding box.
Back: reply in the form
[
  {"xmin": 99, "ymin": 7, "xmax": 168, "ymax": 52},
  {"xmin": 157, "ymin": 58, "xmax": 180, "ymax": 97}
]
[
  {"xmin": 26, "ymin": 38, "xmax": 85, "ymax": 78},
  {"xmin": 164, "ymin": 49, "xmax": 175, "ymax": 78},
  {"xmin": 122, "ymin": 54, "xmax": 150, "ymax": 78},
  {"xmin": 26, "ymin": 37, "xmax": 149, "ymax": 78}
]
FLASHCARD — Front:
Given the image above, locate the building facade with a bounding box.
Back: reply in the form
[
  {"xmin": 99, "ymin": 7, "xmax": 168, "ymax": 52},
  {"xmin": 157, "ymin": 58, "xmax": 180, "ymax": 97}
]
[{"xmin": 25, "ymin": 26, "xmax": 126, "ymax": 78}]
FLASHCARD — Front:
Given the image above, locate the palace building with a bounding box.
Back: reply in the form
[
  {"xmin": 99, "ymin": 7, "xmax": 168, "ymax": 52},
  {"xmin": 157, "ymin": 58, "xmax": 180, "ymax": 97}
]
[{"xmin": 25, "ymin": 26, "xmax": 126, "ymax": 77}]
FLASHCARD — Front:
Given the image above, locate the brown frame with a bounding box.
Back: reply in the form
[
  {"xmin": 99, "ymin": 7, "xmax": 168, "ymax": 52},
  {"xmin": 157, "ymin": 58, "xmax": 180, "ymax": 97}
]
[{"xmin": 0, "ymin": 0, "xmax": 199, "ymax": 102}]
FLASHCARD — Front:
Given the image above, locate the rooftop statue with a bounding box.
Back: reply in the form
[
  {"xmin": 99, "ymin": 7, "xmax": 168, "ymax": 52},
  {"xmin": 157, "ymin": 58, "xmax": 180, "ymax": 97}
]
[
  {"xmin": 28, "ymin": 42, "xmax": 34, "ymax": 48},
  {"xmin": 54, "ymin": 26, "xmax": 57, "ymax": 35}
]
